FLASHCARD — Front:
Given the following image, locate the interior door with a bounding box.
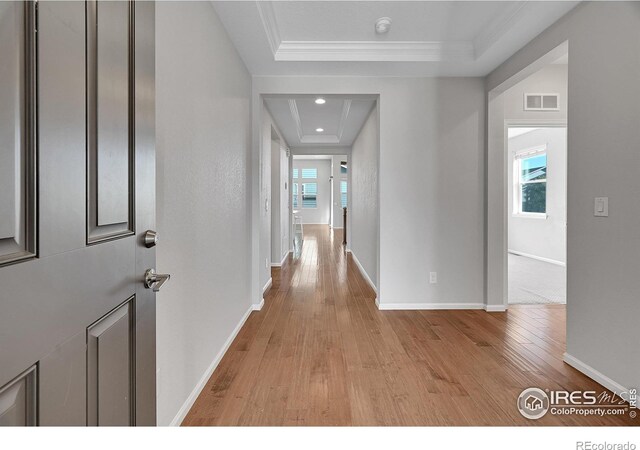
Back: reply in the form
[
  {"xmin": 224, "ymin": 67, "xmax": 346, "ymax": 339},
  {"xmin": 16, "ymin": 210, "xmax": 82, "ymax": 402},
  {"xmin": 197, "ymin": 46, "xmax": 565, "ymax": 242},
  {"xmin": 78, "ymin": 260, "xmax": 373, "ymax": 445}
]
[{"xmin": 0, "ymin": 1, "xmax": 158, "ymax": 426}]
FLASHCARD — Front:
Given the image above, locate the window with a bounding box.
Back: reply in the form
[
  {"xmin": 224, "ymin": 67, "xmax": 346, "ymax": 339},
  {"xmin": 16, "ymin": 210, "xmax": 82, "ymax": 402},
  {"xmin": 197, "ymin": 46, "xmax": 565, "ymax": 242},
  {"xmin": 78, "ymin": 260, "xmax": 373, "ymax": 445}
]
[
  {"xmin": 292, "ymin": 183, "xmax": 298, "ymax": 208},
  {"xmin": 301, "ymin": 168, "xmax": 317, "ymax": 179},
  {"xmin": 340, "ymin": 161, "xmax": 347, "ymax": 174},
  {"xmin": 515, "ymin": 149, "xmax": 547, "ymax": 216},
  {"xmin": 340, "ymin": 180, "xmax": 347, "ymax": 208},
  {"xmin": 301, "ymin": 183, "xmax": 317, "ymax": 208},
  {"xmin": 293, "ymin": 167, "xmax": 318, "ymax": 208}
]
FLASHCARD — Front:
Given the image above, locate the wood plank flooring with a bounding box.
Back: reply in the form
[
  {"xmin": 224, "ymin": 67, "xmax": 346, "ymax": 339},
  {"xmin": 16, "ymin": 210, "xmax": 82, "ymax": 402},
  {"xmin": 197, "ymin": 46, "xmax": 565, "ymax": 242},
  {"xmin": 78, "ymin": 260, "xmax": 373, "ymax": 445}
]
[{"xmin": 183, "ymin": 225, "xmax": 635, "ymax": 426}]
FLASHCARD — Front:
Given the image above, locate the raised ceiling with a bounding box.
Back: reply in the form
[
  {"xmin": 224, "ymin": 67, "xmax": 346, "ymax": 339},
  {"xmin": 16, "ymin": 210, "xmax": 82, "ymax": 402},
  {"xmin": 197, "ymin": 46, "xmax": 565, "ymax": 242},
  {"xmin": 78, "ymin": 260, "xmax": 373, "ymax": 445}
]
[
  {"xmin": 211, "ymin": 1, "xmax": 579, "ymax": 77},
  {"xmin": 264, "ymin": 95, "xmax": 376, "ymax": 147}
]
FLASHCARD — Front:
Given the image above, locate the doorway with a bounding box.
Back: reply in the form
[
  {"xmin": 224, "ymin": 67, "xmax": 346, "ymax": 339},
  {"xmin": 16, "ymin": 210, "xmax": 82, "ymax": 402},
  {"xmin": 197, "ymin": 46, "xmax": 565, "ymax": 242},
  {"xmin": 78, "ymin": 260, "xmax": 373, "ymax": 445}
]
[
  {"xmin": 290, "ymin": 154, "xmax": 348, "ymax": 253},
  {"xmin": 506, "ymin": 125, "xmax": 567, "ymax": 305},
  {"xmin": 486, "ymin": 41, "xmax": 568, "ymax": 311}
]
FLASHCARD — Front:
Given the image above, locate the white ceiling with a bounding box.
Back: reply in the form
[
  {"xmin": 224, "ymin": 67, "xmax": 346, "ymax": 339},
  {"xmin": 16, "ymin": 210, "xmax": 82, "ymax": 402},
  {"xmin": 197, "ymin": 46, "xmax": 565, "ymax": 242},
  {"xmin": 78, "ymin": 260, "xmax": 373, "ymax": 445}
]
[
  {"xmin": 292, "ymin": 154, "xmax": 334, "ymax": 160},
  {"xmin": 265, "ymin": 95, "xmax": 376, "ymax": 147},
  {"xmin": 508, "ymin": 127, "xmax": 541, "ymax": 139},
  {"xmin": 211, "ymin": 1, "xmax": 579, "ymax": 77}
]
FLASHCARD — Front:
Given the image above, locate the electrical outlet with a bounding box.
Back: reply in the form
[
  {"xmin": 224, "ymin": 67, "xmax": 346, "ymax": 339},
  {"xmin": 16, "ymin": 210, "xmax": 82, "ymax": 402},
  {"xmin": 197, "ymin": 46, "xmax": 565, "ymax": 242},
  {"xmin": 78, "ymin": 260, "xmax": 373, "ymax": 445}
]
[
  {"xmin": 429, "ymin": 272, "xmax": 438, "ymax": 284},
  {"xmin": 265, "ymin": 258, "xmax": 269, "ymax": 269}
]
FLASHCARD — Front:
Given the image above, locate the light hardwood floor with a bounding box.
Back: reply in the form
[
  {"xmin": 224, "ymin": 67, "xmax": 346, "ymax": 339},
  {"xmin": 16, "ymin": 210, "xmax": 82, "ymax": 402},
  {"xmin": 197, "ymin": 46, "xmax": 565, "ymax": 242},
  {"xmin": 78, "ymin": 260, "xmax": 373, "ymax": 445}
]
[{"xmin": 183, "ymin": 225, "xmax": 635, "ymax": 426}]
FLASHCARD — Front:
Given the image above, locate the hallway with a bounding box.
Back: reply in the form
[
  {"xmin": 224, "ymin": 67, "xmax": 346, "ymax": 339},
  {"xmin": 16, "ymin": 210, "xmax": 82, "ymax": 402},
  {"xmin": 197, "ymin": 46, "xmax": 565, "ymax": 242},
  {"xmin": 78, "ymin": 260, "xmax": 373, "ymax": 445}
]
[{"xmin": 183, "ymin": 225, "xmax": 632, "ymax": 426}]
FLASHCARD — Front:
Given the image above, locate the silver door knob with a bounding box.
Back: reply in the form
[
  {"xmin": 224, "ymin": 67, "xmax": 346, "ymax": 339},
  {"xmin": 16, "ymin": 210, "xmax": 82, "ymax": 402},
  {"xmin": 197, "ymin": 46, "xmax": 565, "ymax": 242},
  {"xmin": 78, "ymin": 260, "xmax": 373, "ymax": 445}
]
[
  {"xmin": 144, "ymin": 268, "xmax": 170, "ymax": 292},
  {"xmin": 144, "ymin": 230, "xmax": 158, "ymax": 248}
]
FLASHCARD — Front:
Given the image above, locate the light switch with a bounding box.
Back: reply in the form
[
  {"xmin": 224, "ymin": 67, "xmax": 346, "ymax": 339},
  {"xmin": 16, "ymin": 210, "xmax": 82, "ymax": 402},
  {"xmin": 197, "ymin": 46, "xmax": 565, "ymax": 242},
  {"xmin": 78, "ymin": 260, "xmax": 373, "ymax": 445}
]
[{"xmin": 594, "ymin": 197, "xmax": 608, "ymax": 217}]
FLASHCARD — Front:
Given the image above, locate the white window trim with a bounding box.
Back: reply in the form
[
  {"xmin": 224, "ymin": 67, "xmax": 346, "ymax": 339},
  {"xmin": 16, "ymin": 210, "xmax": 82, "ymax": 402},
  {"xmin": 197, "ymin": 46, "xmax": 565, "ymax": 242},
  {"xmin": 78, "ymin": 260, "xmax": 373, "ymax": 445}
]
[{"xmin": 513, "ymin": 145, "xmax": 548, "ymax": 219}]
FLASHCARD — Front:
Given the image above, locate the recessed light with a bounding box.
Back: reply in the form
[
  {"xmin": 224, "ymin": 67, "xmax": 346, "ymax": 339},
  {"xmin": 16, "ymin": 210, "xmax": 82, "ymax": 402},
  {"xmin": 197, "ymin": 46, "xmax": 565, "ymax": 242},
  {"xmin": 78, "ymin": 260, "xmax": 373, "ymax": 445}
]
[
  {"xmin": 314, "ymin": 98, "xmax": 326, "ymax": 105},
  {"xmin": 316, "ymin": 128, "xmax": 324, "ymax": 133}
]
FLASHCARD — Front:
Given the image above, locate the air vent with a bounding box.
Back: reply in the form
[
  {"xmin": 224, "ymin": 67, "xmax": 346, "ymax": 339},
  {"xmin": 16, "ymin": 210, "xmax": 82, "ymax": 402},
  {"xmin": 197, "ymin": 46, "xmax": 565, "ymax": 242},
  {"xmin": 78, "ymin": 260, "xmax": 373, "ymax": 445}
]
[{"xmin": 524, "ymin": 93, "xmax": 560, "ymax": 111}]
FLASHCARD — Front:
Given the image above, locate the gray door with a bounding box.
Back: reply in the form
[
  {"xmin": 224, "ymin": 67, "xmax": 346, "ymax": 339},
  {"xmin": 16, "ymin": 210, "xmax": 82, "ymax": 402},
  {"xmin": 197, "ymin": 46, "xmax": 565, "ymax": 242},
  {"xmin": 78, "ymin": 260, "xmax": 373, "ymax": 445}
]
[{"xmin": 0, "ymin": 1, "xmax": 158, "ymax": 426}]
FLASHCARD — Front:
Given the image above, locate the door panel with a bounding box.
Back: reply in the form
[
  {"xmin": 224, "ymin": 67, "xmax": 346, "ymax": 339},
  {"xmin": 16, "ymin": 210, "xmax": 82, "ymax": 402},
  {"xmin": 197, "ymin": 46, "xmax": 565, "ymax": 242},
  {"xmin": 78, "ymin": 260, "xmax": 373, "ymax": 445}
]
[
  {"xmin": 0, "ymin": 0, "xmax": 156, "ymax": 426},
  {"xmin": 0, "ymin": 366, "xmax": 37, "ymax": 426},
  {"xmin": 0, "ymin": 1, "xmax": 36, "ymax": 266},
  {"xmin": 95, "ymin": 0, "xmax": 131, "ymax": 227},
  {"xmin": 87, "ymin": 0, "xmax": 134, "ymax": 242},
  {"xmin": 87, "ymin": 298, "xmax": 135, "ymax": 426}
]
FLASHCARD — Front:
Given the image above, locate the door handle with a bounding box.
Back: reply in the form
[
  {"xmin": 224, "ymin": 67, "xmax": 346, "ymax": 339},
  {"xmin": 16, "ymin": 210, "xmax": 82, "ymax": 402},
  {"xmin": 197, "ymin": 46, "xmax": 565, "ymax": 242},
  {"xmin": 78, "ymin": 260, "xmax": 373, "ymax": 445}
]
[{"xmin": 144, "ymin": 268, "xmax": 171, "ymax": 292}]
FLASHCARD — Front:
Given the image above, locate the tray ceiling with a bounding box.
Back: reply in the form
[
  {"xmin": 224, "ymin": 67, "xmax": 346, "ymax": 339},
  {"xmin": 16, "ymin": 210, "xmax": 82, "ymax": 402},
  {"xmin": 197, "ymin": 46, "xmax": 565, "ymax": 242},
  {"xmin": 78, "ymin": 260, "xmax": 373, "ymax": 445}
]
[
  {"xmin": 212, "ymin": 1, "xmax": 579, "ymax": 77},
  {"xmin": 265, "ymin": 95, "xmax": 376, "ymax": 147}
]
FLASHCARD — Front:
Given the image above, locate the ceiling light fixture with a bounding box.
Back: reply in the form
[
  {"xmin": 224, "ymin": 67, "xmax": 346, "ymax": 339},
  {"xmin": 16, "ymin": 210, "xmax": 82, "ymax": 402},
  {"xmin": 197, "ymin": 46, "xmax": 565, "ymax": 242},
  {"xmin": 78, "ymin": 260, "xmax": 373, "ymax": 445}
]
[
  {"xmin": 375, "ymin": 17, "xmax": 392, "ymax": 34},
  {"xmin": 316, "ymin": 128, "xmax": 324, "ymax": 133},
  {"xmin": 315, "ymin": 98, "xmax": 326, "ymax": 105}
]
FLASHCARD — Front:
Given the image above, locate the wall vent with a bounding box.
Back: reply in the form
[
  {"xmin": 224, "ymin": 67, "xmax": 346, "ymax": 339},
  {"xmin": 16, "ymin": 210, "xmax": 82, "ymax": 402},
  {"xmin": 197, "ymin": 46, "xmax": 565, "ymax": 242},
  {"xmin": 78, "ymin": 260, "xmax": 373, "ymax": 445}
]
[{"xmin": 524, "ymin": 93, "xmax": 560, "ymax": 111}]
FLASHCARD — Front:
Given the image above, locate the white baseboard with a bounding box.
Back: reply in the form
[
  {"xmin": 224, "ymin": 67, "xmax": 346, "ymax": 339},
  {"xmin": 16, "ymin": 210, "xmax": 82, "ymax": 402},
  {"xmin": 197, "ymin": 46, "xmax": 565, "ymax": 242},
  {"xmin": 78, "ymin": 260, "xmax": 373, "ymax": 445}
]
[
  {"xmin": 169, "ymin": 303, "xmax": 255, "ymax": 426},
  {"xmin": 508, "ymin": 249, "xmax": 566, "ymax": 267},
  {"xmin": 563, "ymin": 353, "xmax": 628, "ymax": 395},
  {"xmin": 377, "ymin": 302, "xmax": 484, "ymax": 311},
  {"xmin": 270, "ymin": 251, "xmax": 291, "ymax": 268},
  {"xmin": 484, "ymin": 304, "xmax": 507, "ymax": 312},
  {"xmin": 252, "ymin": 298, "xmax": 264, "ymax": 311},
  {"xmin": 262, "ymin": 277, "xmax": 273, "ymax": 296},
  {"xmin": 350, "ymin": 251, "xmax": 377, "ymax": 295}
]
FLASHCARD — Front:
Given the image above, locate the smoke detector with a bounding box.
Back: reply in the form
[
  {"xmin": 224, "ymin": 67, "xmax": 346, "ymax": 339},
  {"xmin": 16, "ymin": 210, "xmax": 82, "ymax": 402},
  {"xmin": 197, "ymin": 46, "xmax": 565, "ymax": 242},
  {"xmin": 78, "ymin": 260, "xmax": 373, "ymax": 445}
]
[{"xmin": 375, "ymin": 17, "xmax": 392, "ymax": 34}]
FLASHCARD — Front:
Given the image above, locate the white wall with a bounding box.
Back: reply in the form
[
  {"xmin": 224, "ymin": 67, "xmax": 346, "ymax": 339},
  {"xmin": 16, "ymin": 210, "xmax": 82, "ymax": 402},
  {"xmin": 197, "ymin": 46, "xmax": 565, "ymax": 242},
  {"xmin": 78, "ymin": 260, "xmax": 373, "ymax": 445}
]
[
  {"xmin": 259, "ymin": 109, "xmax": 276, "ymax": 292},
  {"xmin": 330, "ymin": 155, "xmax": 348, "ymax": 229},
  {"xmin": 292, "ymin": 158, "xmax": 331, "ymax": 225},
  {"xmin": 350, "ymin": 108, "xmax": 378, "ymax": 288},
  {"xmin": 487, "ymin": 2, "xmax": 640, "ymax": 391},
  {"xmin": 253, "ymin": 78, "xmax": 485, "ymax": 309},
  {"xmin": 508, "ymin": 128, "xmax": 567, "ymax": 264},
  {"xmin": 156, "ymin": 1, "xmax": 252, "ymax": 426},
  {"xmin": 504, "ymin": 65, "xmax": 568, "ymax": 122},
  {"xmin": 270, "ymin": 135, "xmax": 290, "ymax": 265}
]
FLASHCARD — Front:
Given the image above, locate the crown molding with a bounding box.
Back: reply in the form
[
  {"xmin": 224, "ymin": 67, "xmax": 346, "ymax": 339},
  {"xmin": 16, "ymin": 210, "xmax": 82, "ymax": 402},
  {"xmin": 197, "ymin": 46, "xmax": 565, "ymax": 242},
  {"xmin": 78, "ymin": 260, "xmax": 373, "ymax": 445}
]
[
  {"xmin": 256, "ymin": 0, "xmax": 536, "ymax": 64},
  {"xmin": 288, "ymin": 98, "xmax": 351, "ymax": 145},
  {"xmin": 256, "ymin": 0, "xmax": 281, "ymax": 55},
  {"xmin": 274, "ymin": 41, "xmax": 475, "ymax": 62},
  {"xmin": 474, "ymin": 1, "xmax": 530, "ymax": 58}
]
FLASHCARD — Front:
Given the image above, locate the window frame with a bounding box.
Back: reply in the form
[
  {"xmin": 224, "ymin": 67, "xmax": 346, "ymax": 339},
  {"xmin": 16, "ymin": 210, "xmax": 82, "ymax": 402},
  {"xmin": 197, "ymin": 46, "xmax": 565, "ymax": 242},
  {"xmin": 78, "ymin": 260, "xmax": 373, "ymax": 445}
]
[
  {"xmin": 513, "ymin": 145, "xmax": 548, "ymax": 219},
  {"xmin": 340, "ymin": 179, "xmax": 347, "ymax": 209},
  {"xmin": 301, "ymin": 182, "xmax": 318, "ymax": 209}
]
